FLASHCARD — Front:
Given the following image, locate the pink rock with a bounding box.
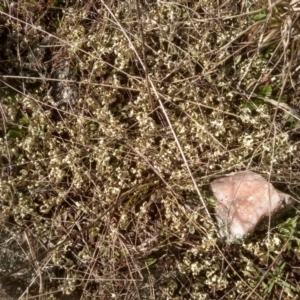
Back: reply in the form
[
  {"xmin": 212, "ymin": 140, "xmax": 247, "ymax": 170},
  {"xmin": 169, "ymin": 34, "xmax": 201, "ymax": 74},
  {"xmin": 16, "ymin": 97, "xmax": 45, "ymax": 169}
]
[{"xmin": 210, "ymin": 171, "xmax": 293, "ymax": 241}]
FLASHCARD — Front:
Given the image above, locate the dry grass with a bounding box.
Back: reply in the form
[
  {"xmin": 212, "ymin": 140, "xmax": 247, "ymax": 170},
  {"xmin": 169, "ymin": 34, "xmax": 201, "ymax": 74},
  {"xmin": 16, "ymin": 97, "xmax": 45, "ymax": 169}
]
[{"xmin": 1, "ymin": 0, "xmax": 300, "ymax": 299}]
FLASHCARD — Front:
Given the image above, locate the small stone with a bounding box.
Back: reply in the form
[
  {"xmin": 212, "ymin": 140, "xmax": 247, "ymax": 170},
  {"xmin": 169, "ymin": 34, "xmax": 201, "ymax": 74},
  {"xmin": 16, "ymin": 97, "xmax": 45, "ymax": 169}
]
[{"xmin": 210, "ymin": 171, "xmax": 294, "ymax": 242}]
